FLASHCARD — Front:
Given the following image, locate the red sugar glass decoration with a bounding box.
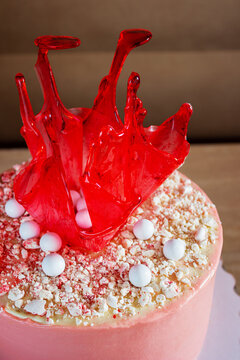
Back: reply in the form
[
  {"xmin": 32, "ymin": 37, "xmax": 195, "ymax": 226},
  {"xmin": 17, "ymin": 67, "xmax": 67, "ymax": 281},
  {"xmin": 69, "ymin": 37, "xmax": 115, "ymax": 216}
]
[{"xmin": 14, "ymin": 30, "xmax": 192, "ymax": 252}]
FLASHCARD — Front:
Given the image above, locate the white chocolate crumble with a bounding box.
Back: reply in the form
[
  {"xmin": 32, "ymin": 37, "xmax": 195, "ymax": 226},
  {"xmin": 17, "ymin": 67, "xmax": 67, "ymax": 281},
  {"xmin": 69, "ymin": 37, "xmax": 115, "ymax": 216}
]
[{"xmin": 0, "ymin": 166, "xmax": 220, "ymax": 326}]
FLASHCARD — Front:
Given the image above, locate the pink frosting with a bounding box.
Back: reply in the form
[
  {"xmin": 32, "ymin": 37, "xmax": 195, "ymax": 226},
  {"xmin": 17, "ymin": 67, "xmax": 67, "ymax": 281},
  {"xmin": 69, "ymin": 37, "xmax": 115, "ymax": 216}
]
[{"xmin": 0, "ymin": 175, "xmax": 223, "ymax": 360}]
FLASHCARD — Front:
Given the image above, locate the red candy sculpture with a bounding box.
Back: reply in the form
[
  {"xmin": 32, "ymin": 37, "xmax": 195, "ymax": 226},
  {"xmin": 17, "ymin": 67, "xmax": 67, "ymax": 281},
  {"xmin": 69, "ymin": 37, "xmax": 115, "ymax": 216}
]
[{"xmin": 14, "ymin": 29, "xmax": 192, "ymax": 252}]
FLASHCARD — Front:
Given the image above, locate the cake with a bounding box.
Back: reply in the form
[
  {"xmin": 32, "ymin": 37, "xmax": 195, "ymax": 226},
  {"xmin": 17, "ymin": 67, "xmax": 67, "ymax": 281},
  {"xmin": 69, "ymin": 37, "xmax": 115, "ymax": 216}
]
[{"xmin": 0, "ymin": 30, "xmax": 222, "ymax": 360}]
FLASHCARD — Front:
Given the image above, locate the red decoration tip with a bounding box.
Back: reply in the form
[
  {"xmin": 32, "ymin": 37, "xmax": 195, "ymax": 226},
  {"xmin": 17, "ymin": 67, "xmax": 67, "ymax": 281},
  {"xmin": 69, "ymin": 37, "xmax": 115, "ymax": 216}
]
[{"xmin": 34, "ymin": 36, "xmax": 80, "ymax": 50}]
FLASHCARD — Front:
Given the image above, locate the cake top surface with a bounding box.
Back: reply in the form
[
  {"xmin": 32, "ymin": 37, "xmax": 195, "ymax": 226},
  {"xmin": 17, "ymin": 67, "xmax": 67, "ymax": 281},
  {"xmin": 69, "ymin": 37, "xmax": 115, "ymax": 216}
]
[{"xmin": 0, "ymin": 165, "xmax": 220, "ymax": 326}]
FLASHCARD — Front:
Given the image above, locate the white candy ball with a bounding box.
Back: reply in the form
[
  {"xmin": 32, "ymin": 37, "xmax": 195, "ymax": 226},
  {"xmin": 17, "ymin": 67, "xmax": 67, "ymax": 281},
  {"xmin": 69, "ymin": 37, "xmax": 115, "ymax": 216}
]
[
  {"xmin": 75, "ymin": 209, "xmax": 92, "ymax": 229},
  {"xmin": 19, "ymin": 220, "xmax": 40, "ymax": 240},
  {"xmin": 70, "ymin": 190, "xmax": 81, "ymax": 208},
  {"xmin": 129, "ymin": 264, "xmax": 152, "ymax": 287},
  {"xmin": 133, "ymin": 219, "xmax": 154, "ymax": 240},
  {"xmin": 40, "ymin": 232, "xmax": 62, "ymax": 252},
  {"xmin": 163, "ymin": 239, "xmax": 186, "ymax": 261},
  {"xmin": 195, "ymin": 227, "xmax": 207, "ymax": 242},
  {"xmin": 5, "ymin": 199, "xmax": 25, "ymax": 218},
  {"xmin": 42, "ymin": 253, "xmax": 65, "ymax": 277},
  {"xmin": 76, "ymin": 197, "xmax": 87, "ymax": 211}
]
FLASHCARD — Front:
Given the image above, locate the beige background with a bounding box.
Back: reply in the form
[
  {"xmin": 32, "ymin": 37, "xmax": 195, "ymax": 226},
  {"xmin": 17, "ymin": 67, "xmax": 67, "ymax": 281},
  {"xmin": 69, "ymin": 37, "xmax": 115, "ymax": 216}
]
[{"xmin": 0, "ymin": 0, "xmax": 240, "ymax": 145}]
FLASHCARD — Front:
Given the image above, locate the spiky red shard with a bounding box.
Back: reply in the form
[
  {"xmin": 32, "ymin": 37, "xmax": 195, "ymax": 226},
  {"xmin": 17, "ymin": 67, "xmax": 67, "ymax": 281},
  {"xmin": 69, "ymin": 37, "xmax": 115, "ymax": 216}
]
[{"xmin": 14, "ymin": 30, "xmax": 192, "ymax": 252}]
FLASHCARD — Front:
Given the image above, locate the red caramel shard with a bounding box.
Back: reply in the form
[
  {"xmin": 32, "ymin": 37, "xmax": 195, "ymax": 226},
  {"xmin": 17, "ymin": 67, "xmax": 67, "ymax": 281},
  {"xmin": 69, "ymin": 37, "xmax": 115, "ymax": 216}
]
[{"xmin": 14, "ymin": 30, "xmax": 192, "ymax": 252}]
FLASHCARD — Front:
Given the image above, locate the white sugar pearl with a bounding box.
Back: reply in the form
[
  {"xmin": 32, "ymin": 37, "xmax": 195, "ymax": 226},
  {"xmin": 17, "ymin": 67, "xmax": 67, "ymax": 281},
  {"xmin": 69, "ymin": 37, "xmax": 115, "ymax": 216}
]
[
  {"xmin": 70, "ymin": 190, "xmax": 81, "ymax": 208},
  {"xmin": 42, "ymin": 253, "xmax": 65, "ymax": 277},
  {"xmin": 75, "ymin": 209, "xmax": 92, "ymax": 229},
  {"xmin": 19, "ymin": 220, "xmax": 40, "ymax": 240},
  {"xmin": 5, "ymin": 199, "xmax": 25, "ymax": 218},
  {"xmin": 40, "ymin": 232, "xmax": 62, "ymax": 252},
  {"xmin": 163, "ymin": 239, "xmax": 186, "ymax": 261},
  {"xmin": 133, "ymin": 219, "xmax": 154, "ymax": 240},
  {"xmin": 129, "ymin": 264, "xmax": 152, "ymax": 287},
  {"xmin": 195, "ymin": 227, "xmax": 207, "ymax": 242},
  {"xmin": 76, "ymin": 197, "xmax": 87, "ymax": 211}
]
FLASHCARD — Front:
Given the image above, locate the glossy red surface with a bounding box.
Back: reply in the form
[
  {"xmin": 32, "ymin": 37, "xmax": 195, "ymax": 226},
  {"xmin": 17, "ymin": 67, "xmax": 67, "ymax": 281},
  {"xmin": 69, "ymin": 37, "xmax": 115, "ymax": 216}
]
[{"xmin": 14, "ymin": 30, "xmax": 192, "ymax": 251}]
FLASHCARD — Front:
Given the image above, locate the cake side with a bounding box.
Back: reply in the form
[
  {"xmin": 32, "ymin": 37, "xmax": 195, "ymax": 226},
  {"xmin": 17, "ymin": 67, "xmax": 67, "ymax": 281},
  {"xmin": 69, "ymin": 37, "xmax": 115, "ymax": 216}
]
[
  {"xmin": 0, "ymin": 274, "xmax": 217, "ymax": 360},
  {"xmin": 0, "ymin": 164, "xmax": 222, "ymax": 328}
]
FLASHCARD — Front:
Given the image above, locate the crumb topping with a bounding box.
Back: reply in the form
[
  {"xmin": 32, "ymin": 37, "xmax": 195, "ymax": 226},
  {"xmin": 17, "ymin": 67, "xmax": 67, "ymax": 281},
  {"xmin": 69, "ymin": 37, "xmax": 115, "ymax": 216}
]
[{"xmin": 0, "ymin": 165, "xmax": 219, "ymax": 326}]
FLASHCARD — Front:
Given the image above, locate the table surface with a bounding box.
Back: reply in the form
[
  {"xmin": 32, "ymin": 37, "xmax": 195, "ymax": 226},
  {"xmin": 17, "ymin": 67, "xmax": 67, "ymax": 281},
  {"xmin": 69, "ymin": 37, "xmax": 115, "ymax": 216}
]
[{"xmin": 0, "ymin": 144, "xmax": 239, "ymax": 294}]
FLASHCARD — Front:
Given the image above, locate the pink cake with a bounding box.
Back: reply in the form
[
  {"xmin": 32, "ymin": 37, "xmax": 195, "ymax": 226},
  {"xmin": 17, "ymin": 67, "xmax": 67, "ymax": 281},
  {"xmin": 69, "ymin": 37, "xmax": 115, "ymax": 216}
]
[
  {"xmin": 0, "ymin": 30, "xmax": 222, "ymax": 360},
  {"xmin": 0, "ymin": 169, "xmax": 222, "ymax": 360}
]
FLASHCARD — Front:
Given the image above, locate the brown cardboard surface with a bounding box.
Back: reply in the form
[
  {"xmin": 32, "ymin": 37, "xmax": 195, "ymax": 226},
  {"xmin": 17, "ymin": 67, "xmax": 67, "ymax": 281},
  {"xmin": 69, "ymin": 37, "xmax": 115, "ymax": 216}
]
[{"xmin": 1, "ymin": 0, "xmax": 240, "ymax": 53}]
